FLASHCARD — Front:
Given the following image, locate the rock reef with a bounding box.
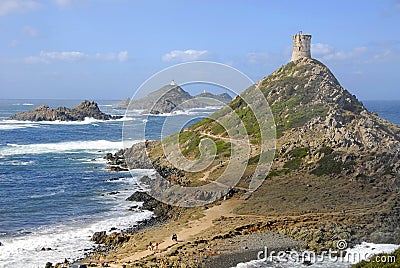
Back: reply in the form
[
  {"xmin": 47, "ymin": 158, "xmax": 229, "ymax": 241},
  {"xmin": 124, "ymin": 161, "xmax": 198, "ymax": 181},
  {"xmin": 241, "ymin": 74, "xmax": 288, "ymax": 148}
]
[{"xmin": 8, "ymin": 100, "xmax": 121, "ymax": 121}]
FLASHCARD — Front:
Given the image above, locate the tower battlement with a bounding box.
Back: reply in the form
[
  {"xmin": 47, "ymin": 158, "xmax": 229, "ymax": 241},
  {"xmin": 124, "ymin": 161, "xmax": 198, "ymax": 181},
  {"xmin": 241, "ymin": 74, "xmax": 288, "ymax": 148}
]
[{"xmin": 291, "ymin": 33, "xmax": 312, "ymax": 61}]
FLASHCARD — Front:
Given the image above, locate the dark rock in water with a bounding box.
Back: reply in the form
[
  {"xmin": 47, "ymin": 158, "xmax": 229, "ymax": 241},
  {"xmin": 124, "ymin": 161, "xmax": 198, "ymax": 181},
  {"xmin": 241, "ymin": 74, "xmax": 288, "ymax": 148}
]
[
  {"xmin": 7, "ymin": 100, "xmax": 122, "ymax": 121},
  {"xmin": 107, "ymin": 166, "xmax": 128, "ymax": 172},
  {"xmin": 126, "ymin": 191, "xmax": 153, "ymax": 203},
  {"xmin": 91, "ymin": 231, "xmax": 107, "ymax": 244},
  {"xmin": 45, "ymin": 262, "xmax": 52, "ymax": 268},
  {"xmin": 0, "ymin": 241, "xmax": 3, "ymax": 246},
  {"xmin": 107, "ymin": 191, "xmax": 120, "ymax": 195},
  {"xmin": 106, "ymin": 177, "xmax": 121, "ymax": 182}
]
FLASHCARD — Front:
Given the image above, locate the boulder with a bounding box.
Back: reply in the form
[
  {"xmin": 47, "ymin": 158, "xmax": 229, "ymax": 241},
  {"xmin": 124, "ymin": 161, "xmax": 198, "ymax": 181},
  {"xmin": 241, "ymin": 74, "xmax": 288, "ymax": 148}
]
[{"xmin": 91, "ymin": 231, "xmax": 107, "ymax": 244}]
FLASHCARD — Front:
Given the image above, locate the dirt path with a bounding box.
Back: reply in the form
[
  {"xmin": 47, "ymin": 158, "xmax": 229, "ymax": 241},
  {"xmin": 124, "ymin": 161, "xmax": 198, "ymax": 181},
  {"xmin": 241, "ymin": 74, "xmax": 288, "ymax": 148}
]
[{"xmin": 107, "ymin": 198, "xmax": 243, "ymax": 267}]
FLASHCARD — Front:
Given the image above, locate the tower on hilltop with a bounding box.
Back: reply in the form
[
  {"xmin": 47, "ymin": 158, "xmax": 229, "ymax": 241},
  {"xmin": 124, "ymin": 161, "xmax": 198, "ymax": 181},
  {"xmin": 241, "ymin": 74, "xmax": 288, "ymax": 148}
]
[{"xmin": 291, "ymin": 32, "xmax": 312, "ymax": 61}]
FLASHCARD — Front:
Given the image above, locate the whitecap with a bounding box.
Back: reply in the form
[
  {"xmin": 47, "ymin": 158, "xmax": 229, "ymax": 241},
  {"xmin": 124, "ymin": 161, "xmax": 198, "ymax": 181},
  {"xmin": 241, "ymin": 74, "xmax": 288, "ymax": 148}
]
[
  {"xmin": 0, "ymin": 123, "xmax": 39, "ymax": 130},
  {"xmin": 0, "ymin": 139, "xmax": 141, "ymax": 156},
  {"xmin": 0, "ymin": 160, "xmax": 35, "ymax": 166},
  {"xmin": 29, "ymin": 189, "xmax": 65, "ymax": 199},
  {"xmin": 22, "ymin": 103, "xmax": 34, "ymax": 106},
  {"xmin": 0, "ymin": 210, "xmax": 152, "ymax": 268}
]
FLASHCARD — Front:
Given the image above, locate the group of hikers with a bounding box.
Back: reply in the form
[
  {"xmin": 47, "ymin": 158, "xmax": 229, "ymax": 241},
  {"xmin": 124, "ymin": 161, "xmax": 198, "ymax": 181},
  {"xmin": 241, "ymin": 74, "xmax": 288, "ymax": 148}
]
[
  {"xmin": 148, "ymin": 234, "xmax": 178, "ymax": 252},
  {"xmin": 148, "ymin": 241, "xmax": 159, "ymax": 251}
]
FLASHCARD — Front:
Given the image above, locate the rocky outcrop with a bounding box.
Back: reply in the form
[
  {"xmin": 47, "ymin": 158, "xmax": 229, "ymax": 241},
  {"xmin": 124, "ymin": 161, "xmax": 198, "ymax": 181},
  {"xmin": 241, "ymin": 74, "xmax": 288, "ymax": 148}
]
[
  {"xmin": 118, "ymin": 84, "xmax": 232, "ymax": 114},
  {"xmin": 8, "ymin": 100, "xmax": 122, "ymax": 121},
  {"xmin": 149, "ymin": 98, "xmax": 182, "ymax": 114}
]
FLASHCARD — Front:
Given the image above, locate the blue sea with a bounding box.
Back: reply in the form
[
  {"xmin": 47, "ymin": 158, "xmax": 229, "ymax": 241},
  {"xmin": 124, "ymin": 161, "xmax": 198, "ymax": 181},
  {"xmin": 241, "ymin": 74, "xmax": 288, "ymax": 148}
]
[
  {"xmin": 0, "ymin": 99, "xmax": 399, "ymax": 268},
  {"xmin": 0, "ymin": 99, "xmax": 216, "ymax": 267}
]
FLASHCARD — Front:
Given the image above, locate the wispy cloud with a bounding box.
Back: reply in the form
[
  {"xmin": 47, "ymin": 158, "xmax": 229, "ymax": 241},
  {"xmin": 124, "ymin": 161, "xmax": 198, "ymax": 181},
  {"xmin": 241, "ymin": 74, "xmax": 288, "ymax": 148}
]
[
  {"xmin": 0, "ymin": 0, "xmax": 40, "ymax": 16},
  {"xmin": 21, "ymin": 25, "xmax": 38, "ymax": 37},
  {"xmin": 52, "ymin": 0, "xmax": 73, "ymax": 7},
  {"xmin": 311, "ymin": 43, "xmax": 368, "ymax": 62},
  {"xmin": 9, "ymin": 40, "xmax": 19, "ymax": 47},
  {"xmin": 322, "ymin": 47, "xmax": 367, "ymax": 61},
  {"xmin": 94, "ymin": 51, "xmax": 128, "ymax": 62},
  {"xmin": 247, "ymin": 52, "xmax": 270, "ymax": 64},
  {"xmin": 162, "ymin": 49, "xmax": 209, "ymax": 62},
  {"xmin": 311, "ymin": 43, "xmax": 334, "ymax": 56},
  {"xmin": 24, "ymin": 51, "xmax": 129, "ymax": 63}
]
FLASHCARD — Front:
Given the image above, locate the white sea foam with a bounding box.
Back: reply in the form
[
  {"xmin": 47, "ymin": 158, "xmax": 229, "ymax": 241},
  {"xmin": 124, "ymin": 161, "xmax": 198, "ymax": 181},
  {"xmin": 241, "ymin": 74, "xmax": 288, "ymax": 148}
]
[
  {"xmin": 0, "ymin": 160, "xmax": 35, "ymax": 166},
  {"xmin": 0, "ymin": 116, "xmax": 134, "ymax": 129},
  {"xmin": 233, "ymin": 242, "xmax": 400, "ymax": 268},
  {"xmin": 0, "ymin": 210, "xmax": 152, "ymax": 268},
  {"xmin": 0, "ymin": 123, "xmax": 39, "ymax": 130},
  {"xmin": 29, "ymin": 189, "xmax": 65, "ymax": 199},
  {"xmin": 22, "ymin": 103, "xmax": 34, "ymax": 106},
  {"xmin": 0, "ymin": 139, "xmax": 141, "ymax": 156},
  {"xmin": 0, "ymin": 172, "xmax": 153, "ymax": 268}
]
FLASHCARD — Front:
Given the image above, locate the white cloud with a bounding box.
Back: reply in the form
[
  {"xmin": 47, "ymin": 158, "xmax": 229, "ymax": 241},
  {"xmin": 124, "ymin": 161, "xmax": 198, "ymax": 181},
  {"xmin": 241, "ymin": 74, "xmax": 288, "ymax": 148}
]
[
  {"xmin": 41, "ymin": 51, "xmax": 85, "ymax": 61},
  {"xmin": 247, "ymin": 52, "xmax": 270, "ymax": 64},
  {"xmin": 21, "ymin": 25, "xmax": 38, "ymax": 37},
  {"xmin": 117, "ymin": 51, "xmax": 128, "ymax": 62},
  {"xmin": 52, "ymin": 0, "xmax": 73, "ymax": 7},
  {"xmin": 24, "ymin": 51, "xmax": 129, "ymax": 63},
  {"xmin": 94, "ymin": 51, "xmax": 128, "ymax": 62},
  {"xmin": 0, "ymin": 0, "xmax": 40, "ymax": 16},
  {"xmin": 9, "ymin": 39, "xmax": 19, "ymax": 47},
  {"xmin": 162, "ymin": 49, "xmax": 209, "ymax": 62},
  {"xmin": 311, "ymin": 43, "xmax": 334, "ymax": 56},
  {"xmin": 321, "ymin": 47, "xmax": 367, "ymax": 61}
]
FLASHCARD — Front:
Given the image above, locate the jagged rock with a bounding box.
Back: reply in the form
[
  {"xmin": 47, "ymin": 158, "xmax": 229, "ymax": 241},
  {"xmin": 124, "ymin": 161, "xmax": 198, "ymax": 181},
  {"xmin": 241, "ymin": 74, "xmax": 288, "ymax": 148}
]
[
  {"xmin": 7, "ymin": 100, "xmax": 122, "ymax": 121},
  {"xmin": 91, "ymin": 231, "xmax": 107, "ymax": 244}
]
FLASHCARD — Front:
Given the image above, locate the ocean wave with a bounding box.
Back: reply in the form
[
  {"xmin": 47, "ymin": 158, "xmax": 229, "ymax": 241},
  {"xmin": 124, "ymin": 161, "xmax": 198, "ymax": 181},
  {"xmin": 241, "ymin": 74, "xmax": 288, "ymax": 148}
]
[
  {"xmin": 29, "ymin": 189, "xmax": 65, "ymax": 199},
  {"xmin": 0, "ymin": 210, "xmax": 152, "ymax": 268},
  {"xmin": 0, "ymin": 123, "xmax": 40, "ymax": 130},
  {"xmin": 11, "ymin": 103, "xmax": 34, "ymax": 106},
  {"xmin": 0, "ymin": 140, "xmax": 141, "ymax": 156},
  {"xmin": 0, "ymin": 160, "xmax": 35, "ymax": 166},
  {"xmin": 0, "ymin": 116, "xmax": 134, "ymax": 127}
]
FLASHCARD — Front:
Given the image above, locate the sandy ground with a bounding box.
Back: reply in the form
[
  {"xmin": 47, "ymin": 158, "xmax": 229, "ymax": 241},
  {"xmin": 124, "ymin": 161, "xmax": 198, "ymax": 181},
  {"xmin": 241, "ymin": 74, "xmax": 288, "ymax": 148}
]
[{"xmin": 104, "ymin": 198, "xmax": 243, "ymax": 267}]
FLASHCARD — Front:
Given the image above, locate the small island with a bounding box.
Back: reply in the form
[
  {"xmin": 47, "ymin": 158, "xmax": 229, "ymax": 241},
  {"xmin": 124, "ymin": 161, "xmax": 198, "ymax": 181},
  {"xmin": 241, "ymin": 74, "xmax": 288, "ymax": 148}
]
[
  {"xmin": 116, "ymin": 81, "xmax": 233, "ymax": 114},
  {"xmin": 8, "ymin": 100, "xmax": 122, "ymax": 121}
]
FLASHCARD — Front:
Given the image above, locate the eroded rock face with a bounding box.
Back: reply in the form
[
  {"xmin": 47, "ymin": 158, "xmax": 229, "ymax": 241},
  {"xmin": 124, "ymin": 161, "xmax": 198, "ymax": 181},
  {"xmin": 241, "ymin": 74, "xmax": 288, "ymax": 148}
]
[{"xmin": 8, "ymin": 100, "xmax": 122, "ymax": 121}]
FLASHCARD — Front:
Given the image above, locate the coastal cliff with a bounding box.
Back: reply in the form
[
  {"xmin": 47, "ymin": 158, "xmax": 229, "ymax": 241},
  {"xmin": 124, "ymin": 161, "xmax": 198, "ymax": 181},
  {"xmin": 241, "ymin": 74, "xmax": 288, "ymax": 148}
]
[
  {"xmin": 8, "ymin": 100, "xmax": 121, "ymax": 121},
  {"xmin": 84, "ymin": 58, "xmax": 400, "ymax": 267}
]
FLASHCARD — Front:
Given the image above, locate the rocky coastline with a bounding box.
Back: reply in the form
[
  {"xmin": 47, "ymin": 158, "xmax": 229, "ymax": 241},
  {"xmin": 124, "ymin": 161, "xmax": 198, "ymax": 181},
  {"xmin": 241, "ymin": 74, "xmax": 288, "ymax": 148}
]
[{"xmin": 8, "ymin": 100, "xmax": 122, "ymax": 121}]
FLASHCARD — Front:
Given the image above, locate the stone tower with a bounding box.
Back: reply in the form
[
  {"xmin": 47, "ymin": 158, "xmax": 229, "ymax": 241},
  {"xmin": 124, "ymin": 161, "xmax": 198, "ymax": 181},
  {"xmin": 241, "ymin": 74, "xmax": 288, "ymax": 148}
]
[{"xmin": 291, "ymin": 32, "xmax": 312, "ymax": 61}]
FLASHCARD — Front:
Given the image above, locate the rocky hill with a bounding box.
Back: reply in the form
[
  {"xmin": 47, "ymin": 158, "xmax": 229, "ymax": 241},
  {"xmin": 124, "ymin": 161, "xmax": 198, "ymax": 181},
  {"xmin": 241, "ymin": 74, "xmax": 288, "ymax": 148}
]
[
  {"xmin": 117, "ymin": 84, "xmax": 232, "ymax": 114},
  {"xmin": 120, "ymin": 58, "xmax": 400, "ymax": 249},
  {"xmin": 8, "ymin": 100, "xmax": 121, "ymax": 121}
]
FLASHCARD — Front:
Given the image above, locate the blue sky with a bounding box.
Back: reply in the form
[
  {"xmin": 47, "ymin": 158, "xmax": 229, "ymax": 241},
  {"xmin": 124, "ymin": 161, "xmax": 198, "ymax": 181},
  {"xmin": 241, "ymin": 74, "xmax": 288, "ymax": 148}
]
[{"xmin": 0, "ymin": 0, "xmax": 399, "ymax": 100}]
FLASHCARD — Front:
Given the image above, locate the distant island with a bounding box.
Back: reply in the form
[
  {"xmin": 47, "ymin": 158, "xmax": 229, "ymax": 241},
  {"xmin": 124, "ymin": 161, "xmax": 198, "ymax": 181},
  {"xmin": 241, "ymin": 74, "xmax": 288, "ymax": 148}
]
[
  {"xmin": 8, "ymin": 100, "xmax": 121, "ymax": 121},
  {"xmin": 115, "ymin": 81, "xmax": 232, "ymax": 114}
]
